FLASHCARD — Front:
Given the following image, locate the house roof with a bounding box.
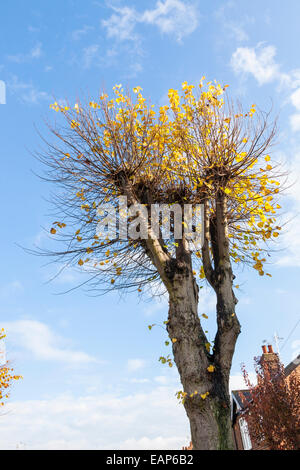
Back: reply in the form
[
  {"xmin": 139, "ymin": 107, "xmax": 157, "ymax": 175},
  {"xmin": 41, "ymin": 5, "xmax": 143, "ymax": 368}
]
[
  {"xmin": 232, "ymin": 389, "xmax": 252, "ymax": 409},
  {"xmin": 284, "ymin": 354, "xmax": 300, "ymax": 377}
]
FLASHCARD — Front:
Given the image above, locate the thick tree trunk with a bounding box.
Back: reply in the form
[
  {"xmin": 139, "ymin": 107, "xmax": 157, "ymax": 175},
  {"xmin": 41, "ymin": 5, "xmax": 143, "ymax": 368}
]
[
  {"xmin": 141, "ymin": 191, "xmax": 240, "ymax": 449},
  {"xmin": 185, "ymin": 378, "xmax": 234, "ymax": 450},
  {"xmin": 167, "ymin": 270, "xmax": 238, "ymax": 450}
]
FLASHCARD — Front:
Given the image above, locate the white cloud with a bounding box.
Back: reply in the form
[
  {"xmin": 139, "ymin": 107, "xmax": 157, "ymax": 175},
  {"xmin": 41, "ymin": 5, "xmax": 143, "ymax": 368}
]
[
  {"xmin": 95, "ymin": 0, "xmax": 198, "ymax": 73},
  {"xmin": 30, "ymin": 43, "xmax": 42, "ymax": 59},
  {"xmin": 230, "ymin": 43, "xmax": 300, "ymax": 134},
  {"xmin": 290, "ymin": 88, "xmax": 300, "ymax": 110},
  {"xmin": 7, "ymin": 42, "xmax": 42, "ymax": 63},
  {"xmin": 102, "ymin": 6, "xmax": 138, "ymax": 42},
  {"xmin": 289, "ymin": 88, "xmax": 300, "ymax": 130},
  {"xmin": 0, "ymin": 387, "xmax": 189, "ymax": 449},
  {"xmin": 141, "ymin": 0, "xmax": 198, "ymax": 42},
  {"xmin": 3, "ymin": 320, "xmax": 97, "ymax": 364},
  {"xmin": 230, "ymin": 44, "xmax": 280, "ymax": 85},
  {"xmin": 154, "ymin": 375, "xmax": 168, "ymax": 384},
  {"xmin": 274, "ymin": 151, "xmax": 300, "ymax": 267},
  {"xmin": 127, "ymin": 358, "xmax": 146, "ymax": 372},
  {"xmin": 230, "ymin": 43, "xmax": 300, "ymax": 264},
  {"xmin": 8, "ymin": 75, "xmax": 50, "ymax": 104},
  {"xmin": 102, "ymin": 0, "xmax": 198, "ymax": 43},
  {"xmin": 229, "ymin": 373, "xmax": 256, "ymax": 391},
  {"xmin": 0, "ymin": 370, "xmax": 249, "ymax": 449},
  {"xmin": 290, "ymin": 113, "xmax": 300, "ymax": 132}
]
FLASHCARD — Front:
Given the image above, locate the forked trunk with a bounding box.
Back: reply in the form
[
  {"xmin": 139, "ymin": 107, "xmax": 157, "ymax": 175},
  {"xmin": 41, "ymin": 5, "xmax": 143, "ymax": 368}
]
[{"xmin": 167, "ymin": 271, "xmax": 238, "ymax": 450}]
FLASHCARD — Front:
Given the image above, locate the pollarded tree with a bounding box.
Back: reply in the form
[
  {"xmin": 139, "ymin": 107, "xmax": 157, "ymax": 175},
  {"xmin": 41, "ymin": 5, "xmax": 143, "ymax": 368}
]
[{"xmin": 37, "ymin": 80, "xmax": 283, "ymax": 449}]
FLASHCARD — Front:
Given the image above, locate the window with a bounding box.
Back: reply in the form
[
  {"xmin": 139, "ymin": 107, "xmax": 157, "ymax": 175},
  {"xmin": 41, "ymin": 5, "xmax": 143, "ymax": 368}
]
[{"xmin": 239, "ymin": 418, "xmax": 252, "ymax": 450}]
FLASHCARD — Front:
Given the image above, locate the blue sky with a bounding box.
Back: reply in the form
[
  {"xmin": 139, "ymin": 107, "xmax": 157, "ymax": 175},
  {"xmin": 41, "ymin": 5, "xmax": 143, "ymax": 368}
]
[{"xmin": 0, "ymin": 0, "xmax": 299, "ymax": 450}]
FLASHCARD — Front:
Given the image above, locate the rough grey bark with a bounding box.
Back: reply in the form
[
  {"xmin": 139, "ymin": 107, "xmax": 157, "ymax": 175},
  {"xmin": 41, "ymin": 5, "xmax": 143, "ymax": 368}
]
[
  {"xmin": 163, "ymin": 194, "xmax": 240, "ymax": 450},
  {"xmin": 166, "ymin": 269, "xmax": 239, "ymax": 449},
  {"xmin": 121, "ymin": 185, "xmax": 240, "ymax": 450}
]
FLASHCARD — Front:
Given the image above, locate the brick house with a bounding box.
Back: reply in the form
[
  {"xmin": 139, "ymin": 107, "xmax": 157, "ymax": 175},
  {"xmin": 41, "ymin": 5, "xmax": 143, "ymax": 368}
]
[{"xmin": 231, "ymin": 345, "xmax": 300, "ymax": 450}]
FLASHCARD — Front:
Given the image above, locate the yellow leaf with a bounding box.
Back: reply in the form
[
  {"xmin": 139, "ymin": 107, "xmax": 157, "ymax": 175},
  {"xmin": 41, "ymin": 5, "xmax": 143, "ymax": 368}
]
[
  {"xmin": 201, "ymin": 392, "xmax": 209, "ymax": 399},
  {"xmin": 207, "ymin": 365, "xmax": 215, "ymax": 373}
]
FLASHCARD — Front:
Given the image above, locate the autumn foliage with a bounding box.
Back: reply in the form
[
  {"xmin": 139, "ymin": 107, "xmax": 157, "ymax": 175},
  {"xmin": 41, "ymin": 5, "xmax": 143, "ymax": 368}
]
[
  {"xmin": 41, "ymin": 80, "xmax": 283, "ymax": 292},
  {"xmin": 36, "ymin": 79, "xmax": 286, "ymax": 449},
  {"xmin": 241, "ymin": 357, "xmax": 300, "ymax": 450},
  {"xmin": 0, "ymin": 329, "xmax": 22, "ymax": 408}
]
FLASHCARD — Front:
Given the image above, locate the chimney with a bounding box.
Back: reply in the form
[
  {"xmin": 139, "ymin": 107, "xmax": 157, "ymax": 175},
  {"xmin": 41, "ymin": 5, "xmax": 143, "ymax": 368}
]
[{"xmin": 259, "ymin": 344, "xmax": 280, "ymax": 378}]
